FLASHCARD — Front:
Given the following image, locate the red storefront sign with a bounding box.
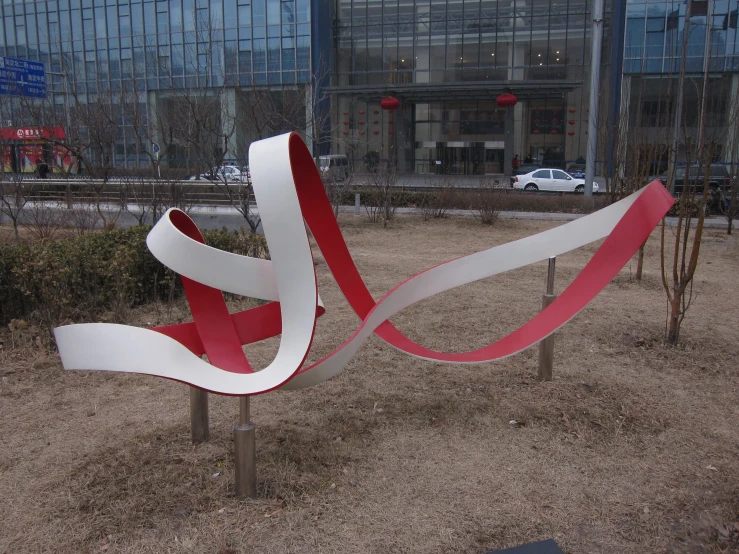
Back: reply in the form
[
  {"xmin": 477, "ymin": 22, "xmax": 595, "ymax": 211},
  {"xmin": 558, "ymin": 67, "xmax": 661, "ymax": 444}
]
[
  {"xmin": 0, "ymin": 127, "xmax": 71, "ymax": 173},
  {"xmin": 0, "ymin": 126, "xmax": 66, "ymax": 141}
]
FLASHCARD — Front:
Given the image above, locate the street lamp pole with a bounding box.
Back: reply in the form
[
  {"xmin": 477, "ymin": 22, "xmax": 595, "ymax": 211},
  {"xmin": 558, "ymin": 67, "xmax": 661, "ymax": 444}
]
[{"xmin": 585, "ymin": 0, "xmax": 605, "ymax": 196}]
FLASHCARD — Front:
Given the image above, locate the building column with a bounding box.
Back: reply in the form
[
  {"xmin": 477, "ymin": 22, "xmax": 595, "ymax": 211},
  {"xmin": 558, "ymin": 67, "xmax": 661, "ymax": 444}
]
[
  {"xmin": 507, "ymin": 44, "xmax": 526, "ymax": 176},
  {"xmin": 221, "ymin": 87, "xmax": 237, "ymax": 162},
  {"xmin": 617, "ymin": 75, "xmax": 632, "ymax": 179},
  {"xmin": 147, "ymin": 90, "xmax": 161, "ymax": 167},
  {"xmin": 412, "ymin": 33, "xmax": 430, "ymax": 174},
  {"xmin": 396, "ymin": 103, "xmax": 413, "ymax": 173},
  {"xmin": 305, "ymin": 84, "xmax": 315, "ymax": 157},
  {"xmin": 724, "ymin": 74, "xmax": 739, "ymax": 165},
  {"xmin": 415, "ymin": 4, "xmax": 430, "ymax": 85},
  {"xmin": 504, "ymin": 107, "xmax": 515, "ymax": 179}
]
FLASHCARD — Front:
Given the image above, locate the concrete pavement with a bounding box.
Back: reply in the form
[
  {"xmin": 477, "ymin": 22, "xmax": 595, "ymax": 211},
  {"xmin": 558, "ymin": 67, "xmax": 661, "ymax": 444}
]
[{"xmin": 2, "ymin": 198, "xmax": 734, "ymax": 232}]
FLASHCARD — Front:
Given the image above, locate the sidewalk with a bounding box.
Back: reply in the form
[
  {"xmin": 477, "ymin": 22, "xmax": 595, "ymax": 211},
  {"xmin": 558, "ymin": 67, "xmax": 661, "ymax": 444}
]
[{"xmin": 3, "ymin": 200, "xmax": 734, "ymax": 232}]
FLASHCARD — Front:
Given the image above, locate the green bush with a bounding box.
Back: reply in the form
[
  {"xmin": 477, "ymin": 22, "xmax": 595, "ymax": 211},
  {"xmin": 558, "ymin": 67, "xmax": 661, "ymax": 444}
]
[{"xmin": 0, "ymin": 226, "xmax": 268, "ymax": 329}]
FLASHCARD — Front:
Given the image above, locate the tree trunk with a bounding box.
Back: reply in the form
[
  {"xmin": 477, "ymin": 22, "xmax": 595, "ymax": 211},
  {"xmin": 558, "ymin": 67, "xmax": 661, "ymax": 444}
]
[
  {"xmin": 13, "ymin": 219, "xmax": 20, "ymax": 244},
  {"xmin": 666, "ymin": 291, "xmax": 681, "ymax": 345},
  {"xmin": 728, "ymin": 185, "xmax": 737, "ymax": 235},
  {"xmin": 635, "ymin": 240, "xmax": 646, "ymax": 281}
]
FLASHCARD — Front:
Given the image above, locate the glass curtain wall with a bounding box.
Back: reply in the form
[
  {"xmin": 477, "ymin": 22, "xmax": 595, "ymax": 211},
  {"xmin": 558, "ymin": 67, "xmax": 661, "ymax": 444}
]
[
  {"xmin": 622, "ymin": 0, "xmax": 739, "ymax": 164},
  {"xmin": 335, "ymin": 0, "xmax": 611, "ymax": 173},
  {"xmin": 0, "ymin": 0, "xmax": 312, "ymax": 167},
  {"xmin": 624, "ymin": 0, "xmax": 739, "ymax": 74}
]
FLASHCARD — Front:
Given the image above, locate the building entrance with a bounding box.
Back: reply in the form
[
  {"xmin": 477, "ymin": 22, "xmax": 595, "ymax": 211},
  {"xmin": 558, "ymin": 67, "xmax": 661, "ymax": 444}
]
[{"xmin": 415, "ymin": 141, "xmax": 504, "ymax": 175}]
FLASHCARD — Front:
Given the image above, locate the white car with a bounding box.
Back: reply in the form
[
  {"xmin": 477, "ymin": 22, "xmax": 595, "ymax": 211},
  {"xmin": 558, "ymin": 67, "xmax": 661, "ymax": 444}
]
[
  {"xmin": 513, "ymin": 168, "xmax": 599, "ymax": 193},
  {"xmin": 189, "ymin": 165, "xmax": 251, "ymax": 184}
]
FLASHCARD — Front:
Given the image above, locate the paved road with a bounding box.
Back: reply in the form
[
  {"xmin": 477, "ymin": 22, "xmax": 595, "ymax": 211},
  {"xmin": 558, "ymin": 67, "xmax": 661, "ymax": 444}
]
[
  {"xmin": 4, "ymin": 199, "xmax": 734, "ymax": 232},
  {"xmin": 348, "ymin": 173, "xmax": 608, "ymax": 189},
  {"xmin": 13, "ymin": 172, "xmax": 609, "ymax": 189}
]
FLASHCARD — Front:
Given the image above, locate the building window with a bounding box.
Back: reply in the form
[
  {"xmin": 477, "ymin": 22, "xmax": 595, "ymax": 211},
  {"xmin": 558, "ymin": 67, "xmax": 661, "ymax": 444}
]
[{"xmin": 640, "ymin": 100, "xmax": 672, "ymax": 127}]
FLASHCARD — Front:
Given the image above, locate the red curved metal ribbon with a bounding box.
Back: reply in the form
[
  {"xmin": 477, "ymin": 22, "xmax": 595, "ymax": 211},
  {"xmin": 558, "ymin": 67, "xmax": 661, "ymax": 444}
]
[{"xmin": 151, "ymin": 133, "xmax": 674, "ymax": 387}]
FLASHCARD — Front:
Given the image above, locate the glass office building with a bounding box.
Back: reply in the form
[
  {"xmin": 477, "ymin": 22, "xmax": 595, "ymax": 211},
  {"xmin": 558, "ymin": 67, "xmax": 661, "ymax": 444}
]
[
  {"xmin": 0, "ymin": 0, "xmax": 314, "ymax": 167},
  {"xmin": 622, "ymin": 0, "xmax": 739, "ymax": 167},
  {"xmin": 331, "ymin": 0, "xmax": 617, "ymax": 174},
  {"xmin": 8, "ymin": 0, "xmax": 732, "ymax": 175}
]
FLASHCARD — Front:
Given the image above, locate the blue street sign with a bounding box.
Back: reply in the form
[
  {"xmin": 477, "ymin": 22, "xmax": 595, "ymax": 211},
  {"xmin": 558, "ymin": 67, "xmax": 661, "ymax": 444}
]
[{"xmin": 0, "ymin": 56, "xmax": 47, "ymax": 98}]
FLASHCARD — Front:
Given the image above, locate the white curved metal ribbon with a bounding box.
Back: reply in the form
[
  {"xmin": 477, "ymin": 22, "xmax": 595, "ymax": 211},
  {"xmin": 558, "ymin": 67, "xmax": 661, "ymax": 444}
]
[{"xmin": 55, "ymin": 132, "xmax": 655, "ymax": 395}]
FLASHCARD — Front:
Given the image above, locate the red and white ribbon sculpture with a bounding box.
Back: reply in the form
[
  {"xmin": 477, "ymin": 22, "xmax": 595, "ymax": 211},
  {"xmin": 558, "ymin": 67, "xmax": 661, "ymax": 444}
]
[{"xmin": 55, "ymin": 133, "xmax": 674, "ymax": 396}]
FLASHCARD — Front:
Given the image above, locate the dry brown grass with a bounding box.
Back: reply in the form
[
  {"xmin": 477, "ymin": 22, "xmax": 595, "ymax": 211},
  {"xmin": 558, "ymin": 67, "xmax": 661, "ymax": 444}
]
[{"xmin": 1, "ymin": 215, "xmax": 738, "ymax": 554}]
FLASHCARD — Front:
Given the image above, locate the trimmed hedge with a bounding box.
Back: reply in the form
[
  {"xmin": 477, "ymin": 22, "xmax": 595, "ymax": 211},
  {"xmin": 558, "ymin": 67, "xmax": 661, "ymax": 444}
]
[
  {"xmin": 0, "ymin": 226, "xmax": 268, "ymax": 328},
  {"xmin": 341, "ymin": 188, "xmax": 608, "ymax": 214}
]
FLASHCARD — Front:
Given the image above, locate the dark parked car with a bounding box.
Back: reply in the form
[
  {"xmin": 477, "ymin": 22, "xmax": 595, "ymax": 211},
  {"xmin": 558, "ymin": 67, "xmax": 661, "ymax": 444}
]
[
  {"xmin": 658, "ymin": 165, "xmax": 730, "ymax": 195},
  {"xmin": 515, "ymin": 163, "xmax": 543, "ymax": 175},
  {"xmin": 658, "ymin": 165, "xmax": 731, "ymax": 211},
  {"xmin": 566, "ymin": 163, "xmax": 586, "ymax": 178}
]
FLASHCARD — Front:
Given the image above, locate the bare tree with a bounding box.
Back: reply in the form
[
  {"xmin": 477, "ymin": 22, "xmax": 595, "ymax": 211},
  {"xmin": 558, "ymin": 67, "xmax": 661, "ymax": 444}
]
[
  {"xmin": 365, "ymin": 160, "xmax": 402, "ymax": 228},
  {"xmin": 0, "ymin": 95, "xmax": 55, "ymax": 242},
  {"xmin": 421, "ymin": 174, "xmax": 458, "ymax": 220},
  {"xmin": 23, "ymin": 72, "xmax": 139, "ymax": 231},
  {"xmin": 660, "ymin": 75, "xmax": 739, "ymax": 345},
  {"xmin": 720, "ymin": 115, "xmax": 739, "ymax": 235},
  {"xmin": 472, "ymin": 175, "xmax": 503, "ymax": 225},
  {"xmin": 602, "ymin": 78, "xmax": 672, "ymax": 281},
  {"xmin": 214, "ymin": 61, "xmax": 338, "ymax": 231},
  {"xmin": 0, "ymin": 129, "xmax": 33, "ymax": 243},
  {"xmin": 720, "ymin": 168, "xmax": 738, "ymax": 235}
]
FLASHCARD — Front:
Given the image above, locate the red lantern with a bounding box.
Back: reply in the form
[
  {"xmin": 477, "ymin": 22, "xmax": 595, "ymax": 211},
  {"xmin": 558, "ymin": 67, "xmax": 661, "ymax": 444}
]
[
  {"xmin": 359, "ymin": 120, "xmax": 365, "ymax": 125},
  {"xmin": 585, "ymin": 130, "xmax": 589, "ymax": 134},
  {"xmin": 568, "ymin": 120, "xmax": 575, "ymax": 125},
  {"xmin": 343, "ymin": 111, "xmax": 349, "ymax": 116},
  {"xmin": 343, "ymin": 121, "xmax": 349, "ymax": 125},
  {"xmin": 343, "ymin": 131, "xmax": 349, "ymax": 135},
  {"xmin": 373, "ymin": 110, "xmax": 379, "ymax": 115},
  {"xmin": 359, "ymin": 131, "xmax": 365, "ymax": 136},
  {"xmin": 380, "ymin": 96, "xmax": 400, "ymax": 110},
  {"xmin": 373, "ymin": 130, "xmax": 380, "ymax": 135},
  {"xmin": 551, "ymin": 130, "xmax": 558, "ymax": 135},
  {"xmin": 373, "ymin": 120, "xmax": 379, "ymax": 125},
  {"xmin": 388, "ymin": 120, "xmax": 394, "ymax": 125},
  {"xmin": 533, "ymin": 130, "xmax": 541, "ymax": 135},
  {"xmin": 567, "ymin": 131, "xmax": 575, "ymax": 136},
  {"xmin": 568, "ymin": 108, "xmax": 576, "ymax": 113},
  {"xmin": 496, "ymin": 92, "xmax": 517, "ymax": 108},
  {"xmin": 359, "ymin": 109, "xmax": 365, "ymax": 114}
]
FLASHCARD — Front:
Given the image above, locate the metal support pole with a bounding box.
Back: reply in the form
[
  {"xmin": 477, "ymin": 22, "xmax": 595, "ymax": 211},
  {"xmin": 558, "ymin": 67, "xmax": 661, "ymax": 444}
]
[
  {"xmin": 584, "ymin": 0, "xmax": 605, "ymax": 196},
  {"xmin": 189, "ymin": 387, "xmax": 209, "ymax": 443},
  {"xmin": 234, "ymin": 396, "xmax": 257, "ymax": 498},
  {"xmin": 354, "ymin": 192, "xmax": 361, "ymax": 216},
  {"xmin": 538, "ymin": 257, "xmax": 557, "ymax": 381}
]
